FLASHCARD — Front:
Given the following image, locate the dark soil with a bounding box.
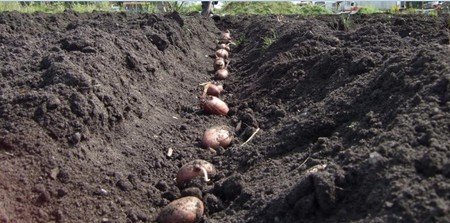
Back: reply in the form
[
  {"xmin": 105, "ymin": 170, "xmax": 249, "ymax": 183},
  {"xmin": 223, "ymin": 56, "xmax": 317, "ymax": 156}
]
[{"xmin": 0, "ymin": 11, "xmax": 449, "ymax": 223}]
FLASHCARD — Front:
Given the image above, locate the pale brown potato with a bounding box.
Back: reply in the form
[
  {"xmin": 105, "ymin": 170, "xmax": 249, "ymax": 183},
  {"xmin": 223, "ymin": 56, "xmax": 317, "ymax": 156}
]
[
  {"xmin": 215, "ymin": 69, "xmax": 229, "ymax": 80},
  {"xmin": 217, "ymin": 43, "xmax": 231, "ymax": 52},
  {"xmin": 202, "ymin": 126, "xmax": 233, "ymax": 149},
  {"xmin": 214, "ymin": 58, "xmax": 226, "ymax": 71},
  {"xmin": 205, "ymin": 83, "xmax": 224, "ymax": 96},
  {"xmin": 215, "ymin": 49, "xmax": 229, "ymax": 59},
  {"xmin": 176, "ymin": 160, "xmax": 216, "ymax": 187},
  {"xmin": 220, "ymin": 29, "xmax": 231, "ymax": 41},
  {"xmin": 157, "ymin": 196, "xmax": 204, "ymax": 223}
]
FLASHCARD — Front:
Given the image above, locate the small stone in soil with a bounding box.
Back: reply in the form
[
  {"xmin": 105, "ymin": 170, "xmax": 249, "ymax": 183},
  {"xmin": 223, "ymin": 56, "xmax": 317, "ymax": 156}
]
[
  {"xmin": 155, "ymin": 180, "xmax": 169, "ymax": 191},
  {"xmin": 94, "ymin": 188, "xmax": 108, "ymax": 196},
  {"xmin": 57, "ymin": 188, "xmax": 68, "ymax": 198},
  {"xmin": 69, "ymin": 132, "xmax": 82, "ymax": 144},
  {"xmin": 116, "ymin": 179, "xmax": 133, "ymax": 191}
]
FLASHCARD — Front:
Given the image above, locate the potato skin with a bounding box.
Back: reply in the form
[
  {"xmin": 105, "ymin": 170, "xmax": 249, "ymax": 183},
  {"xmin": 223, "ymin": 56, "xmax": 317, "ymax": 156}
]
[
  {"xmin": 221, "ymin": 32, "xmax": 231, "ymax": 40},
  {"xmin": 206, "ymin": 84, "xmax": 223, "ymax": 96},
  {"xmin": 203, "ymin": 128, "xmax": 219, "ymax": 149},
  {"xmin": 220, "ymin": 30, "xmax": 232, "ymax": 42},
  {"xmin": 215, "ymin": 69, "xmax": 229, "ymax": 80},
  {"xmin": 176, "ymin": 165, "xmax": 200, "ymax": 187},
  {"xmin": 217, "ymin": 43, "xmax": 230, "ymax": 52},
  {"xmin": 217, "ymin": 129, "xmax": 233, "ymax": 148},
  {"xmin": 157, "ymin": 196, "xmax": 204, "ymax": 223},
  {"xmin": 176, "ymin": 160, "xmax": 216, "ymax": 187},
  {"xmin": 191, "ymin": 160, "xmax": 216, "ymax": 175},
  {"xmin": 201, "ymin": 96, "xmax": 228, "ymax": 116},
  {"xmin": 215, "ymin": 49, "xmax": 229, "ymax": 59},
  {"xmin": 202, "ymin": 126, "xmax": 233, "ymax": 149},
  {"xmin": 214, "ymin": 58, "xmax": 225, "ymax": 71}
]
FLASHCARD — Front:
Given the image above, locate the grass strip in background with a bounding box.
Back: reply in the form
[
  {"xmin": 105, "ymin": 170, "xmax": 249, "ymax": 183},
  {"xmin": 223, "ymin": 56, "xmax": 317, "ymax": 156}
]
[
  {"xmin": 218, "ymin": 2, "xmax": 331, "ymax": 15},
  {"xmin": 0, "ymin": 2, "xmax": 112, "ymax": 13},
  {"xmin": 0, "ymin": 1, "xmax": 445, "ymax": 16}
]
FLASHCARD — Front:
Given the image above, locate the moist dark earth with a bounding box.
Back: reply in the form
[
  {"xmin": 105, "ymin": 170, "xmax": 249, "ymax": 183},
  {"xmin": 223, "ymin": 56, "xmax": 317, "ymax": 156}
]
[{"xmin": 0, "ymin": 11, "xmax": 449, "ymax": 223}]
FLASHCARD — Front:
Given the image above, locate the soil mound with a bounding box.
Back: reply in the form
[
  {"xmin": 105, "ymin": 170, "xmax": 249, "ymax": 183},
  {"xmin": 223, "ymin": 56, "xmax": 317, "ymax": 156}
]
[
  {"xmin": 215, "ymin": 14, "xmax": 449, "ymax": 222},
  {"xmin": 0, "ymin": 11, "xmax": 222, "ymax": 222}
]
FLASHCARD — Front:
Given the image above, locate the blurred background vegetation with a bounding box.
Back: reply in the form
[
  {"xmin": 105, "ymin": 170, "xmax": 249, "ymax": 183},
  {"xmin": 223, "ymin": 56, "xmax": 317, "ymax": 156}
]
[
  {"xmin": 218, "ymin": 2, "xmax": 330, "ymax": 15},
  {"xmin": 0, "ymin": 1, "xmax": 445, "ymax": 15}
]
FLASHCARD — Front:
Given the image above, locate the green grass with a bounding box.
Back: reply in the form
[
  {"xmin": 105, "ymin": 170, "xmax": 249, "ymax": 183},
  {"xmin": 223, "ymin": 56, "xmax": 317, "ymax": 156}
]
[
  {"xmin": 168, "ymin": 2, "xmax": 202, "ymax": 14},
  {"xmin": 0, "ymin": 2, "xmax": 114, "ymax": 13},
  {"xmin": 0, "ymin": 1, "xmax": 202, "ymax": 14},
  {"xmin": 295, "ymin": 4, "xmax": 332, "ymax": 15},
  {"xmin": 340, "ymin": 14, "xmax": 355, "ymax": 31},
  {"xmin": 0, "ymin": 2, "xmax": 66, "ymax": 13},
  {"xmin": 403, "ymin": 7, "xmax": 419, "ymax": 14},
  {"xmin": 0, "ymin": 2, "xmax": 22, "ymax": 12},
  {"xmin": 262, "ymin": 29, "xmax": 277, "ymax": 51},
  {"xmin": 70, "ymin": 2, "xmax": 112, "ymax": 13},
  {"xmin": 389, "ymin": 5, "xmax": 401, "ymax": 14},
  {"xmin": 218, "ymin": 2, "xmax": 331, "ymax": 15},
  {"xmin": 142, "ymin": 3, "xmax": 158, "ymax": 14},
  {"xmin": 233, "ymin": 36, "xmax": 245, "ymax": 47},
  {"xmin": 358, "ymin": 6, "xmax": 382, "ymax": 14},
  {"xmin": 1, "ymin": 1, "xmax": 441, "ymax": 17},
  {"xmin": 427, "ymin": 9, "xmax": 438, "ymax": 17}
]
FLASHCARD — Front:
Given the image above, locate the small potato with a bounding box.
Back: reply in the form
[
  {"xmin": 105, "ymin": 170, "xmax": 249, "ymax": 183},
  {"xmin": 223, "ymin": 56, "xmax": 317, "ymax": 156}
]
[
  {"xmin": 215, "ymin": 49, "xmax": 229, "ymax": 59},
  {"xmin": 214, "ymin": 58, "xmax": 226, "ymax": 71},
  {"xmin": 157, "ymin": 196, "xmax": 204, "ymax": 223},
  {"xmin": 202, "ymin": 126, "xmax": 233, "ymax": 149},
  {"xmin": 215, "ymin": 69, "xmax": 229, "ymax": 80},
  {"xmin": 205, "ymin": 83, "xmax": 223, "ymax": 96},
  {"xmin": 217, "ymin": 43, "xmax": 231, "ymax": 52},
  {"xmin": 176, "ymin": 160, "xmax": 216, "ymax": 187},
  {"xmin": 220, "ymin": 30, "xmax": 232, "ymax": 41}
]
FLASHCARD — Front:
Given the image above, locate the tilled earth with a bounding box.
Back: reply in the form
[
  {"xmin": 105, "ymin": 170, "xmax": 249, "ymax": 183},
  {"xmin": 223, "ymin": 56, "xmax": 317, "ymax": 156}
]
[{"xmin": 0, "ymin": 11, "xmax": 449, "ymax": 223}]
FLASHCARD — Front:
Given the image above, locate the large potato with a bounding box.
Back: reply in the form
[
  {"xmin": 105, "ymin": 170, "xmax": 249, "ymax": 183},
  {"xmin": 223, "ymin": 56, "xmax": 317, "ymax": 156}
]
[
  {"xmin": 157, "ymin": 196, "xmax": 204, "ymax": 223},
  {"xmin": 200, "ymin": 96, "xmax": 229, "ymax": 116},
  {"xmin": 202, "ymin": 126, "xmax": 233, "ymax": 149}
]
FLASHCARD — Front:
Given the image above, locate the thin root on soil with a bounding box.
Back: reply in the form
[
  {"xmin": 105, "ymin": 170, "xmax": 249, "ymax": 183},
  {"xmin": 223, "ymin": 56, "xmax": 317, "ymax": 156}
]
[{"xmin": 241, "ymin": 128, "xmax": 260, "ymax": 147}]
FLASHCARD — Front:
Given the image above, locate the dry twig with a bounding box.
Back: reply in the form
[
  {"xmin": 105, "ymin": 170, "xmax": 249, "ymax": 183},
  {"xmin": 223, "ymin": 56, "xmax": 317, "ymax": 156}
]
[{"xmin": 241, "ymin": 128, "xmax": 260, "ymax": 147}]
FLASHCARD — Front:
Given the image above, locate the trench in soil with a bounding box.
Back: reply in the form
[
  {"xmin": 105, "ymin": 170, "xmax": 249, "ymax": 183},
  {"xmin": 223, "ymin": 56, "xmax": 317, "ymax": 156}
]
[{"xmin": 0, "ymin": 12, "xmax": 449, "ymax": 223}]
